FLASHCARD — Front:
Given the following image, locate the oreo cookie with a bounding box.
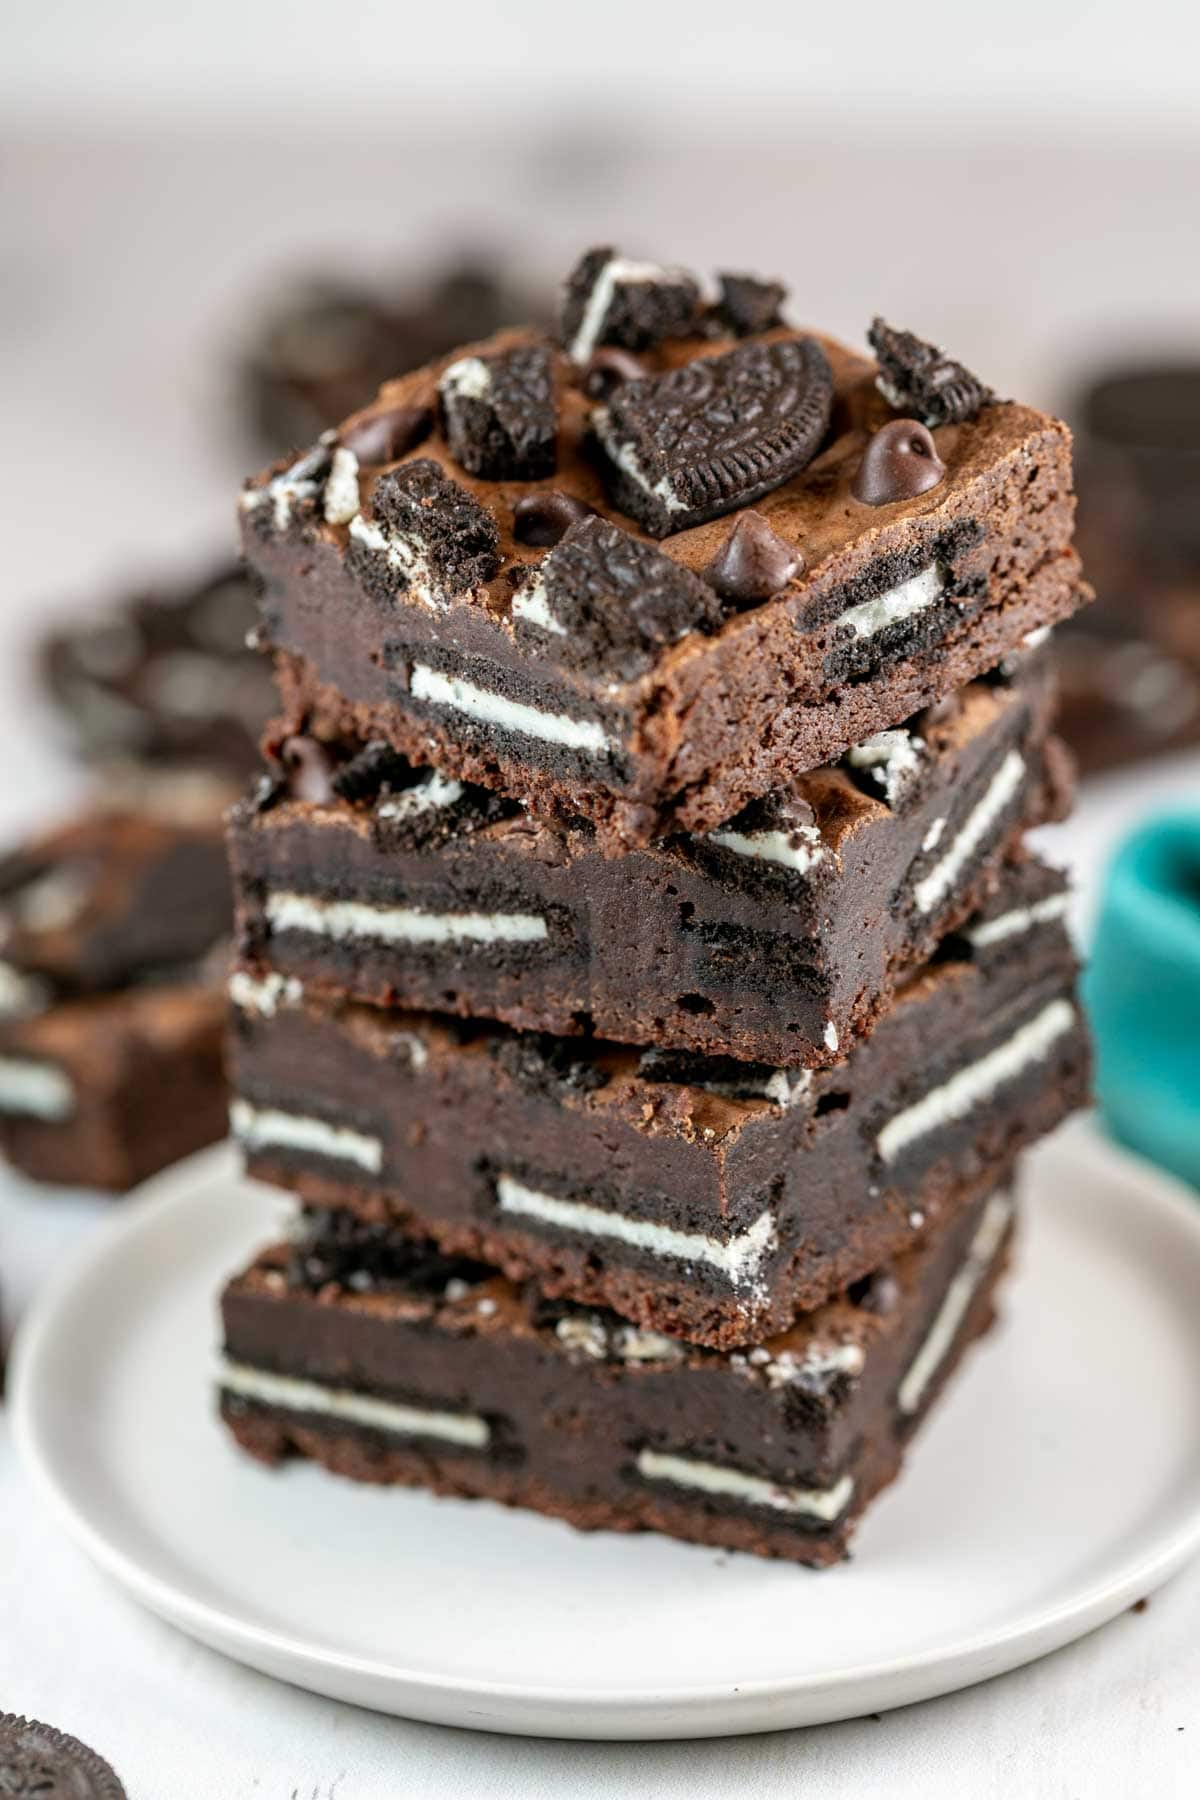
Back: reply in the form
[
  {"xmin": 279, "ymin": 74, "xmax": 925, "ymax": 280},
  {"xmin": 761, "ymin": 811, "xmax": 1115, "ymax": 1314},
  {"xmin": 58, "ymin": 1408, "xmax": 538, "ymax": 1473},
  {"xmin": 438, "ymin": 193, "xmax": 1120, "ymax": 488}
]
[
  {"xmin": 490, "ymin": 1030, "xmax": 610, "ymax": 1097},
  {"xmin": 561, "ymin": 247, "xmax": 701, "ymax": 364},
  {"xmin": 511, "ymin": 516, "xmax": 725, "ymax": 679},
  {"xmin": 0, "ymin": 1714, "xmax": 126, "ymax": 1799},
  {"xmin": 439, "ymin": 343, "xmax": 558, "ymax": 481},
  {"xmin": 868, "ymin": 318, "xmax": 994, "ymax": 428},
  {"xmin": 590, "ymin": 337, "xmax": 835, "ymax": 536},
  {"xmin": 714, "ymin": 271, "xmax": 787, "ymax": 337},
  {"xmin": 329, "ymin": 738, "xmax": 414, "ymax": 803},
  {"xmin": 370, "ymin": 768, "xmax": 515, "ymax": 850},
  {"xmin": 348, "ymin": 458, "xmax": 500, "ymax": 605}
]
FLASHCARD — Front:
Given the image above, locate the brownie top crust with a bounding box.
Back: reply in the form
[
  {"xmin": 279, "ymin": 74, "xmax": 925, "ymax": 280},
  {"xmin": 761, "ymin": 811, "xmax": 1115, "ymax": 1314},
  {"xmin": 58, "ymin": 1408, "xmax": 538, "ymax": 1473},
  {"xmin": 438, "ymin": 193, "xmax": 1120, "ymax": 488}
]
[{"xmin": 240, "ymin": 257, "xmax": 1073, "ymax": 694}]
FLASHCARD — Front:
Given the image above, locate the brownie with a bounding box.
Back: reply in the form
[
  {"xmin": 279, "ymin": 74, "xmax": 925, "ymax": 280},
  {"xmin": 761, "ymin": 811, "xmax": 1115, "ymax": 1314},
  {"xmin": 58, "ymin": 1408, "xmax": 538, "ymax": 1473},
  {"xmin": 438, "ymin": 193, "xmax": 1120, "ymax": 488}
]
[
  {"xmin": 0, "ymin": 982, "xmax": 226, "ymax": 1191},
  {"xmin": 230, "ymin": 651, "xmax": 1068, "ymax": 1068},
  {"xmin": 227, "ymin": 860, "xmax": 1087, "ymax": 1347},
  {"xmin": 41, "ymin": 564, "xmax": 275, "ymax": 780},
  {"xmin": 0, "ymin": 809, "xmax": 232, "ymax": 1006},
  {"xmin": 240, "ymin": 260, "xmax": 1088, "ymax": 849},
  {"xmin": 219, "ymin": 1179, "xmax": 1014, "ymax": 1567},
  {"xmin": 0, "ymin": 805, "xmax": 233, "ymax": 1190}
]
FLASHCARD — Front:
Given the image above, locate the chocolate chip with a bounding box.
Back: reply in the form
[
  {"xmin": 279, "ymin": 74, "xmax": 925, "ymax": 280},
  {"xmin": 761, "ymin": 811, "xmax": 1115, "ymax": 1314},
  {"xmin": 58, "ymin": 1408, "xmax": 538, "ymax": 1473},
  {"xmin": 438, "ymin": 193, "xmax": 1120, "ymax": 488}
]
[
  {"xmin": 280, "ymin": 735, "xmax": 336, "ymax": 804},
  {"xmin": 561, "ymin": 247, "xmax": 701, "ymax": 363},
  {"xmin": 851, "ymin": 419, "xmax": 946, "ymax": 506},
  {"xmin": 582, "ymin": 347, "xmax": 648, "ymax": 400},
  {"xmin": 868, "ymin": 318, "xmax": 994, "ymax": 428},
  {"xmin": 714, "ymin": 272, "xmax": 787, "ymax": 336},
  {"xmin": 513, "ymin": 490, "xmax": 595, "ymax": 547},
  {"xmin": 439, "ymin": 343, "xmax": 558, "ymax": 481},
  {"xmin": 0, "ymin": 1713, "xmax": 126, "ymax": 1799},
  {"xmin": 591, "ymin": 337, "xmax": 835, "ymax": 536},
  {"xmin": 339, "ymin": 403, "xmax": 432, "ymax": 465},
  {"xmin": 705, "ymin": 511, "xmax": 805, "ymax": 603},
  {"xmin": 518, "ymin": 516, "xmax": 726, "ymax": 678}
]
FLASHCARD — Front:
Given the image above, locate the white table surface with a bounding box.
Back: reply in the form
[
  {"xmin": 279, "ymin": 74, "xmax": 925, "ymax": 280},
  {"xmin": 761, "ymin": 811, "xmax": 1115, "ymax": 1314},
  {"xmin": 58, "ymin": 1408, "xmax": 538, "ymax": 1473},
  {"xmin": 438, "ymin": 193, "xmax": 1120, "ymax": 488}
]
[{"xmin": 1, "ymin": 125, "xmax": 1198, "ymax": 1798}]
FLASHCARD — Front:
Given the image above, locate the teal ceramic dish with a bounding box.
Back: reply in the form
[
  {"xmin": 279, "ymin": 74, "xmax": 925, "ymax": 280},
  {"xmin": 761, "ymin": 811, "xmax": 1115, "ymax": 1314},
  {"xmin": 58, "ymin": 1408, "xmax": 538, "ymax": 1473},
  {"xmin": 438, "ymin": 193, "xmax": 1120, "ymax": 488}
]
[{"xmin": 1086, "ymin": 813, "xmax": 1200, "ymax": 1190}]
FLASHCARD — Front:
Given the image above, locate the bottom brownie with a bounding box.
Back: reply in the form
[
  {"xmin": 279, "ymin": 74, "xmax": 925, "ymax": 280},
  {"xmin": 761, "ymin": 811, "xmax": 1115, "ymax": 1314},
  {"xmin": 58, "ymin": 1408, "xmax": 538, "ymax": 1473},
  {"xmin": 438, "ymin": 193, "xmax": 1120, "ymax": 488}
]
[
  {"xmin": 219, "ymin": 1182, "xmax": 1014, "ymax": 1566},
  {"xmin": 0, "ymin": 983, "xmax": 226, "ymax": 1190}
]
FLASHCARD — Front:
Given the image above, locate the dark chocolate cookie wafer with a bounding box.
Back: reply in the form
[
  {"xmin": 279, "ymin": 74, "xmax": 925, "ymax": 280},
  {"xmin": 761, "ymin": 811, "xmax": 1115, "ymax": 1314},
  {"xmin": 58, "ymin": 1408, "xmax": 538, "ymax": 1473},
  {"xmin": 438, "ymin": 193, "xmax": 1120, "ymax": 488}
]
[
  {"xmin": 511, "ymin": 516, "xmax": 725, "ymax": 677},
  {"xmin": 714, "ymin": 271, "xmax": 787, "ymax": 336},
  {"xmin": 561, "ymin": 247, "xmax": 701, "ymax": 364},
  {"xmin": 869, "ymin": 318, "xmax": 994, "ymax": 428},
  {"xmin": 590, "ymin": 336, "xmax": 835, "ymax": 535},
  {"xmin": 346, "ymin": 458, "xmax": 501, "ymax": 605},
  {"xmin": 0, "ymin": 1715, "xmax": 126, "ymax": 1798},
  {"xmin": 439, "ymin": 343, "xmax": 558, "ymax": 481}
]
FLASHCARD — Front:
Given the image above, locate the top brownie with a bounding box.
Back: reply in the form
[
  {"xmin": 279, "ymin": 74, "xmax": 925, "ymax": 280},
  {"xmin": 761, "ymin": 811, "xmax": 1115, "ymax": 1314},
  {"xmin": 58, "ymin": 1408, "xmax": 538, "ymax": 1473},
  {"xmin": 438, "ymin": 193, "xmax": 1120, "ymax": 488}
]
[{"xmin": 242, "ymin": 249, "xmax": 1089, "ymax": 849}]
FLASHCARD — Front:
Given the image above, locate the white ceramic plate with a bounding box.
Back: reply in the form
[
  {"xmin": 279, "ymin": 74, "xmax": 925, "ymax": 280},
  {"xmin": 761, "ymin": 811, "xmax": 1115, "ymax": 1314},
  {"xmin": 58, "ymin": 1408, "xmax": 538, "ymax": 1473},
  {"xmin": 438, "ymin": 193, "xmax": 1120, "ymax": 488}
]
[{"xmin": 11, "ymin": 1116, "xmax": 1200, "ymax": 1739}]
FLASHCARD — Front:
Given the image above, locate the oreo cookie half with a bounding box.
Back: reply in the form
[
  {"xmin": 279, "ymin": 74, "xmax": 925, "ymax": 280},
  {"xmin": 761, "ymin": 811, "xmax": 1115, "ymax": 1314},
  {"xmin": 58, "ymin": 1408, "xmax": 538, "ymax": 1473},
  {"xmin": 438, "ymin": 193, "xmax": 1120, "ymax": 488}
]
[
  {"xmin": 511, "ymin": 515, "xmax": 725, "ymax": 678},
  {"xmin": 868, "ymin": 318, "xmax": 994, "ymax": 428},
  {"xmin": 590, "ymin": 337, "xmax": 835, "ymax": 536},
  {"xmin": 439, "ymin": 343, "xmax": 558, "ymax": 481},
  {"xmin": 0, "ymin": 1714, "xmax": 126, "ymax": 1799}
]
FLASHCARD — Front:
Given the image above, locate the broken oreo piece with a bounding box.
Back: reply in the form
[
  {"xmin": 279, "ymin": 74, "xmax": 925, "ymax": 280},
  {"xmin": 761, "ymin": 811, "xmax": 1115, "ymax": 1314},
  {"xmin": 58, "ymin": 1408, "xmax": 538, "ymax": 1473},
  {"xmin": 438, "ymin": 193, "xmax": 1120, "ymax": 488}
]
[
  {"xmin": 439, "ymin": 343, "xmax": 558, "ymax": 481},
  {"xmin": 0, "ymin": 1714, "xmax": 126, "ymax": 1799},
  {"xmin": 868, "ymin": 318, "xmax": 994, "ymax": 428},
  {"xmin": 348, "ymin": 458, "xmax": 501, "ymax": 605},
  {"xmin": 329, "ymin": 738, "xmax": 413, "ymax": 803},
  {"xmin": 561, "ymin": 247, "xmax": 701, "ymax": 364},
  {"xmin": 512, "ymin": 516, "xmax": 725, "ymax": 678},
  {"xmin": 705, "ymin": 511, "xmax": 805, "ymax": 603},
  {"xmin": 339, "ymin": 402, "xmax": 432, "ymax": 466},
  {"xmin": 591, "ymin": 336, "xmax": 835, "ymax": 536},
  {"xmin": 513, "ymin": 490, "xmax": 595, "ymax": 547},
  {"xmin": 844, "ymin": 728, "xmax": 927, "ymax": 808},
  {"xmin": 714, "ymin": 271, "xmax": 787, "ymax": 337},
  {"xmin": 490, "ymin": 1031, "xmax": 610, "ymax": 1097},
  {"xmin": 851, "ymin": 419, "xmax": 946, "ymax": 506}
]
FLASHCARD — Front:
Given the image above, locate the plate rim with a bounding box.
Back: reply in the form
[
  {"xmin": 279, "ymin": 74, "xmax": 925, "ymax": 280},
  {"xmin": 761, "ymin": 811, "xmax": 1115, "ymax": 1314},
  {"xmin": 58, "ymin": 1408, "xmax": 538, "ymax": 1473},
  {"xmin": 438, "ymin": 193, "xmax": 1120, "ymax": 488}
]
[{"xmin": 11, "ymin": 1121, "xmax": 1200, "ymax": 1738}]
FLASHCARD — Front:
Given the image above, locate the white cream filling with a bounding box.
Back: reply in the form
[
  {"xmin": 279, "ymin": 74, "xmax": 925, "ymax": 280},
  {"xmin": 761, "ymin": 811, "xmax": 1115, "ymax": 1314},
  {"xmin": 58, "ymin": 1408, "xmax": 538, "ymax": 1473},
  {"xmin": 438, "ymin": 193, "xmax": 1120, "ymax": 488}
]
[
  {"xmin": 440, "ymin": 355, "xmax": 493, "ymax": 401},
  {"xmin": 1021, "ymin": 625, "xmax": 1052, "ymax": 651},
  {"xmin": 511, "ymin": 573, "xmax": 568, "ymax": 637},
  {"xmin": 410, "ymin": 663, "xmax": 615, "ymax": 755},
  {"xmin": 913, "ymin": 749, "xmax": 1025, "ymax": 915},
  {"xmin": 218, "ymin": 1359, "xmax": 490, "ymax": 1448},
  {"xmin": 497, "ymin": 1174, "xmax": 776, "ymax": 1288},
  {"xmin": 877, "ymin": 998, "xmax": 1075, "ymax": 1165},
  {"xmin": 898, "ymin": 1192, "xmax": 1014, "ymax": 1414},
  {"xmin": 0, "ymin": 963, "xmax": 51, "ymax": 1020},
  {"xmin": 706, "ymin": 822, "xmax": 826, "ymax": 875},
  {"xmin": 228, "ymin": 969, "xmax": 304, "ymax": 1018},
  {"xmin": 264, "ymin": 891, "xmax": 548, "ymax": 948},
  {"xmin": 567, "ymin": 256, "xmax": 670, "ymax": 364},
  {"xmin": 636, "ymin": 1450, "xmax": 855, "ymax": 1523},
  {"xmin": 824, "ymin": 1021, "xmax": 840, "ymax": 1053},
  {"xmin": 591, "ymin": 404, "xmax": 687, "ymax": 516},
  {"xmin": 922, "ymin": 816, "xmax": 946, "ymax": 853},
  {"xmin": 230, "ymin": 1098, "xmax": 382, "ymax": 1174},
  {"xmin": 376, "ymin": 773, "xmax": 465, "ymax": 822},
  {"xmin": 847, "ymin": 729, "xmax": 925, "ymax": 808},
  {"xmin": 966, "ymin": 893, "xmax": 1070, "ymax": 949},
  {"xmin": 839, "ymin": 562, "xmax": 944, "ymax": 639},
  {"xmin": 322, "ymin": 446, "xmax": 361, "ymax": 525},
  {"xmin": 348, "ymin": 515, "xmax": 441, "ymax": 610},
  {"xmin": 0, "ymin": 1056, "xmax": 74, "ymax": 1120}
]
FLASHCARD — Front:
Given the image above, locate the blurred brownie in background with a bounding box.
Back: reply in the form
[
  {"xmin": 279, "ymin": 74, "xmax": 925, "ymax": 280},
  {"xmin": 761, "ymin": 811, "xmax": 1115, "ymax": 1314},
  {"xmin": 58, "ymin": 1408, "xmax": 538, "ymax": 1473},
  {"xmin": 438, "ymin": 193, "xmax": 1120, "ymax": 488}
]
[
  {"xmin": 0, "ymin": 806, "xmax": 232, "ymax": 1190},
  {"xmin": 1060, "ymin": 365, "xmax": 1200, "ymax": 773},
  {"xmin": 242, "ymin": 256, "xmax": 547, "ymax": 454},
  {"xmin": 40, "ymin": 563, "xmax": 275, "ymax": 783}
]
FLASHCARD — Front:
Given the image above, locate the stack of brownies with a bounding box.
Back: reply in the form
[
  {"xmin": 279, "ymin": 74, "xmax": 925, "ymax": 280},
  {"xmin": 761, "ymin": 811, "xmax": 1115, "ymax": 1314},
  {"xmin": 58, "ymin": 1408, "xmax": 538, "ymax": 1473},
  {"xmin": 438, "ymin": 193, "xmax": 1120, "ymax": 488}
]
[{"xmin": 217, "ymin": 251, "xmax": 1092, "ymax": 1564}]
